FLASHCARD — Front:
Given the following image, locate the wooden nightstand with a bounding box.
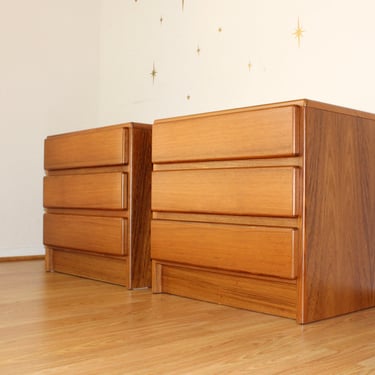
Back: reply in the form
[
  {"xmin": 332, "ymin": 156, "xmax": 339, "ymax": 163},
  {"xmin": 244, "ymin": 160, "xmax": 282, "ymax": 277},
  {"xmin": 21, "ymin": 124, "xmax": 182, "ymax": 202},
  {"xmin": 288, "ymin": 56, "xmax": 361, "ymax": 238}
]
[
  {"xmin": 151, "ymin": 99, "xmax": 375, "ymax": 323},
  {"xmin": 43, "ymin": 122, "xmax": 152, "ymax": 288}
]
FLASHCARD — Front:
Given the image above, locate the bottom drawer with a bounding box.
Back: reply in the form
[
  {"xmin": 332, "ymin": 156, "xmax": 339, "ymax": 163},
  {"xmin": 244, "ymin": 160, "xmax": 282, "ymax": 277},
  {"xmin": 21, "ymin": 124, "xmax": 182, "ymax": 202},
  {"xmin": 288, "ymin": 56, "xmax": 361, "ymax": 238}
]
[
  {"xmin": 153, "ymin": 262, "xmax": 297, "ymax": 319},
  {"xmin": 44, "ymin": 213, "xmax": 127, "ymax": 255},
  {"xmin": 152, "ymin": 220, "xmax": 298, "ymax": 279},
  {"xmin": 48, "ymin": 248, "xmax": 128, "ymax": 286}
]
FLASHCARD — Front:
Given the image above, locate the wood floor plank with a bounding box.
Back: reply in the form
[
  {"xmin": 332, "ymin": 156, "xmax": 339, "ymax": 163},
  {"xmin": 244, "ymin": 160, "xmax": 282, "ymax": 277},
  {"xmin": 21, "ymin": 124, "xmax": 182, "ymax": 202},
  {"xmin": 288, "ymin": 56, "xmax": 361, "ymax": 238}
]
[{"xmin": 0, "ymin": 261, "xmax": 375, "ymax": 374}]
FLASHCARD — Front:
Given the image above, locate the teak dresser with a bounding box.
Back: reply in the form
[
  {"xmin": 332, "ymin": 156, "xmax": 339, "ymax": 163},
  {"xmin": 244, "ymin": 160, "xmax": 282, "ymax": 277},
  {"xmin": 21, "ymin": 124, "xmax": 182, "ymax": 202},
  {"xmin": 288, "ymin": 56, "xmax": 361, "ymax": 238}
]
[
  {"xmin": 44, "ymin": 122, "xmax": 152, "ymax": 288},
  {"xmin": 151, "ymin": 99, "xmax": 375, "ymax": 323}
]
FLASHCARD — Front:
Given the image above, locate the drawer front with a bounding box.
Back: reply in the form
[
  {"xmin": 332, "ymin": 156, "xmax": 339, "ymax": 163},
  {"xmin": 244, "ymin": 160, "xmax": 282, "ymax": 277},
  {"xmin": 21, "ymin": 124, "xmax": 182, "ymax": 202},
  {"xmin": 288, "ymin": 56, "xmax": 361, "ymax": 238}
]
[
  {"xmin": 153, "ymin": 106, "xmax": 299, "ymax": 163},
  {"xmin": 44, "ymin": 127, "xmax": 128, "ymax": 170},
  {"xmin": 50, "ymin": 250, "xmax": 128, "ymax": 286},
  {"xmin": 152, "ymin": 220, "xmax": 298, "ymax": 279},
  {"xmin": 44, "ymin": 214, "xmax": 127, "ymax": 255},
  {"xmin": 152, "ymin": 167, "xmax": 299, "ymax": 217},
  {"xmin": 44, "ymin": 172, "xmax": 127, "ymax": 209},
  {"xmin": 158, "ymin": 264, "xmax": 297, "ymax": 318}
]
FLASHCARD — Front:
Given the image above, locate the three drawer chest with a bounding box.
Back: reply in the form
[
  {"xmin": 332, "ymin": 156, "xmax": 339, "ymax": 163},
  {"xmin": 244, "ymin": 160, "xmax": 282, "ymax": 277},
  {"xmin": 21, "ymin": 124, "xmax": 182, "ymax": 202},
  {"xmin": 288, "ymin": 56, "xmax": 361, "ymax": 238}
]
[
  {"xmin": 151, "ymin": 99, "xmax": 375, "ymax": 323},
  {"xmin": 44, "ymin": 122, "xmax": 152, "ymax": 288}
]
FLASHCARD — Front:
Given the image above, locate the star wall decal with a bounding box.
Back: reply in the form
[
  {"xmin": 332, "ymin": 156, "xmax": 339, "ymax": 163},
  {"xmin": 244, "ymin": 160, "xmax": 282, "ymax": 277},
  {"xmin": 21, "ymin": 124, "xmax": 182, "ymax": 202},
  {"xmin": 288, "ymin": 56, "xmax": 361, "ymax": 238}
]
[
  {"xmin": 293, "ymin": 17, "xmax": 305, "ymax": 47},
  {"xmin": 150, "ymin": 62, "xmax": 157, "ymax": 84}
]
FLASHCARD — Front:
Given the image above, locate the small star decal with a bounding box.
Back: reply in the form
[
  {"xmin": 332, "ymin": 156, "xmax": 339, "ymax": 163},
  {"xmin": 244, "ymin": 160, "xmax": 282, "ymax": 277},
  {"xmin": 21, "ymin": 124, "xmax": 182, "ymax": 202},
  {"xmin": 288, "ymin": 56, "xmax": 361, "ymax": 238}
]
[
  {"xmin": 293, "ymin": 17, "xmax": 305, "ymax": 47},
  {"xmin": 150, "ymin": 62, "xmax": 157, "ymax": 84}
]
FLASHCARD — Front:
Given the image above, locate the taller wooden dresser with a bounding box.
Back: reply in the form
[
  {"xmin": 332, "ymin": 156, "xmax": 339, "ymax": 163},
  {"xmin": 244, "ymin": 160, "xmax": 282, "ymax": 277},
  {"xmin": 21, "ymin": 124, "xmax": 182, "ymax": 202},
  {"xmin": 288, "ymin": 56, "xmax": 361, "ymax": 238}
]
[
  {"xmin": 44, "ymin": 122, "xmax": 152, "ymax": 288},
  {"xmin": 151, "ymin": 99, "xmax": 375, "ymax": 323}
]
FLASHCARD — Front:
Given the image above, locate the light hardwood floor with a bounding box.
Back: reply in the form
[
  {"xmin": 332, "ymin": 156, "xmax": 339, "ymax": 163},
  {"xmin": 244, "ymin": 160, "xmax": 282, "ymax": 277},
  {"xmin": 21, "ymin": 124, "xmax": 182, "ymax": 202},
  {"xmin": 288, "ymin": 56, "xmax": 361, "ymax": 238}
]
[{"xmin": 1, "ymin": 261, "xmax": 375, "ymax": 374}]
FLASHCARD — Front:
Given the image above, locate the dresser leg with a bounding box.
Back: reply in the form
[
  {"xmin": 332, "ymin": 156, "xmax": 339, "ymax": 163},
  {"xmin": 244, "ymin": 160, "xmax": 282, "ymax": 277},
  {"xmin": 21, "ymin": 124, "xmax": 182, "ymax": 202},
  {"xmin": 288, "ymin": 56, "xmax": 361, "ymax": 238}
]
[
  {"xmin": 152, "ymin": 261, "xmax": 162, "ymax": 293},
  {"xmin": 45, "ymin": 247, "xmax": 53, "ymax": 272}
]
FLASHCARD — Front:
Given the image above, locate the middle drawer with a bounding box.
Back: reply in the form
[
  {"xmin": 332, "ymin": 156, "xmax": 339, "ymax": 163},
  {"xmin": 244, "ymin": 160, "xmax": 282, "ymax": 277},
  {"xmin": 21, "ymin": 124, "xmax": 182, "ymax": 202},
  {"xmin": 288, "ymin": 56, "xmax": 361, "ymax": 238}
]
[
  {"xmin": 43, "ymin": 172, "xmax": 127, "ymax": 209},
  {"xmin": 152, "ymin": 167, "xmax": 299, "ymax": 217}
]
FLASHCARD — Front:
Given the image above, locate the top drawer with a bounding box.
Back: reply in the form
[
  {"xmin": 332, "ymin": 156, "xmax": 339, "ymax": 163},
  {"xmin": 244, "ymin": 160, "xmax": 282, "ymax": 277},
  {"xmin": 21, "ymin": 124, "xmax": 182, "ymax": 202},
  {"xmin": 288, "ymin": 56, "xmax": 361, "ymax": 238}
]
[
  {"xmin": 44, "ymin": 127, "xmax": 128, "ymax": 170},
  {"xmin": 153, "ymin": 106, "xmax": 300, "ymax": 163}
]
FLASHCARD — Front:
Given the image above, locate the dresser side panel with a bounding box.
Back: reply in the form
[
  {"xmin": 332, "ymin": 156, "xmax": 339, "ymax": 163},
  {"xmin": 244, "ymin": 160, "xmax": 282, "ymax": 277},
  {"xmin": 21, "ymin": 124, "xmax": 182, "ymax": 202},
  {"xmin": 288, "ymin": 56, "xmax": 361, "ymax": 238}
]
[
  {"xmin": 129, "ymin": 126, "xmax": 152, "ymax": 288},
  {"xmin": 301, "ymin": 107, "xmax": 375, "ymax": 322}
]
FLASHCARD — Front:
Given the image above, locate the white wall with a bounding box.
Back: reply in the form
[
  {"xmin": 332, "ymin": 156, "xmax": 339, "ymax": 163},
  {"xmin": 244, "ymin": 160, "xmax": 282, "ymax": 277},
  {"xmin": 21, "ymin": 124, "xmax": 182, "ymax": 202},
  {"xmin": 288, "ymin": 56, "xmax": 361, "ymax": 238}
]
[
  {"xmin": 0, "ymin": 0, "xmax": 100, "ymax": 257},
  {"xmin": 3, "ymin": 0, "xmax": 375, "ymax": 257},
  {"xmin": 98, "ymin": 0, "xmax": 375, "ymax": 125}
]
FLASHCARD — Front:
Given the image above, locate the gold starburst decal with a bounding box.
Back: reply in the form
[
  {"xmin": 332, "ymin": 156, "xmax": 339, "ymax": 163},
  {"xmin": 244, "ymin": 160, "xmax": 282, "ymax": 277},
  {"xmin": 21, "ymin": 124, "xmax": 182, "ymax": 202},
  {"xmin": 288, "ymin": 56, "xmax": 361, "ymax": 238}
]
[
  {"xmin": 150, "ymin": 62, "xmax": 157, "ymax": 84},
  {"xmin": 293, "ymin": 18, "xmax": 305, "ymax": 47}
]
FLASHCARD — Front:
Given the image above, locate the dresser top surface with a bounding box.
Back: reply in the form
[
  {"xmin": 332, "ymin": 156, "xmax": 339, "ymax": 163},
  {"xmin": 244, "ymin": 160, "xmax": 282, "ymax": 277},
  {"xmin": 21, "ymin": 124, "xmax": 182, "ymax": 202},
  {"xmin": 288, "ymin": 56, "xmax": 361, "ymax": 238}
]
[
  {"xmin": 45, "ymin": 122, "xmax": 151, "ymax": 140},
  {"xmin": 154, "ymin": 99, "xmax": 375, "ymax": 124}
]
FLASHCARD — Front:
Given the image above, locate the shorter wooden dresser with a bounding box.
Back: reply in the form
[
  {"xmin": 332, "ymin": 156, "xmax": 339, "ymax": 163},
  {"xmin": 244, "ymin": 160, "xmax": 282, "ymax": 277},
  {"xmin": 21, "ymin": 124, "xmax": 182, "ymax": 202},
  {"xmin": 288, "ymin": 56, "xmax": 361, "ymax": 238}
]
[
  {"xmin": 44, "ymin": 122, "xmax": 152, "ymax": 288},
  {"xmin": 151, "ymin": 99, "xmax": 375, "ymax": 323}
]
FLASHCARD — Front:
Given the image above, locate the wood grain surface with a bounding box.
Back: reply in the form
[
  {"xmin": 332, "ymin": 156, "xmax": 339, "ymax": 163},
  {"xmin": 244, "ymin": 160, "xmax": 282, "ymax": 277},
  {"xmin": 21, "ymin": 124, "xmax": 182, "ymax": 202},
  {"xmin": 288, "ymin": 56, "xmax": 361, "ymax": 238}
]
[
  {"xmin": 151, "ymin": 99, "xmax": 375, "ymax": 323},
  {"xmin": 2, "ymin": 260, "xmax": 375, "ymax": 374},
  {"xmin": 299, "ymin": 107, "xmax": 375, "ymax": 322},
  {"xmin": 44, "ymin": 214, "xmax": 127, "ymax": 255},
  {"xmin": 152, "ymin": 220, "xmax": 298, "ymax": 278},
  {"xmin": 49, "ymin": 249, "xmax": 128, "ymax": 286},
  {"xmin": 128, "ymin": 126, "xmax": 152, "ymax": 288},
  {"xmin": 153, "ymin": 105, "xmax": 300, "ymax": 162},
  {"xmin": 44, "ymin": 127, "xmax": 128, "ymax": 170},
  {"xmin": 43, "ymin": 172, "xmax": 127, "ymax": 209},
  {"xmin": 44, "ymin": 123, "xmax": 152, "ymax": 288},
  {"xmin": 152, "ymin": 167, "xmax": 299, "ymax": 217}
]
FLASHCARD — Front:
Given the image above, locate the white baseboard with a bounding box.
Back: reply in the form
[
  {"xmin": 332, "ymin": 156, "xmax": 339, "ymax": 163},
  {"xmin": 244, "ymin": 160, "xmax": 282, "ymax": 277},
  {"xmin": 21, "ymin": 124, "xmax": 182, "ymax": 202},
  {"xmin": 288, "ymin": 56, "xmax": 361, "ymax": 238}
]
[{"xmin": 0, "ymin": 247, "xmax": 45, "ymax": 258}]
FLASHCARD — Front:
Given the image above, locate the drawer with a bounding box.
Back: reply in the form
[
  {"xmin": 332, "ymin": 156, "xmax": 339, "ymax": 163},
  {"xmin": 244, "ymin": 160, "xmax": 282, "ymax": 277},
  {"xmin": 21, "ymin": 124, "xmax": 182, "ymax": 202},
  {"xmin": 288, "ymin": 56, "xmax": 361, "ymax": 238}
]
[
  {"xmin": 153, "ymin": 106, "xmax": 299, "ymax": 163},
  {"xmin": 44, "ymin": 127, "xmax": 128, "ymax": 170},
  {"xmin": 152, "ymin": 167, "xmax": 299, "ymax": 217},
  {"xmin": 44, "ymin": 214, "xmax": 127, "ymax": 255},
  {"xmin": 50, "ymin": 249, "xmax": 128, "ymax": 286},
  {"xmin": 157, "ymin": 264, "xmax": 297, "ymax": 318},
  {"xmin": 43, "ymin": 172, "xmax": 127, "ymax": 209},
  {"xmin": 152, "ymin": 220, "xmax": 298, "ymax": 279}
]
